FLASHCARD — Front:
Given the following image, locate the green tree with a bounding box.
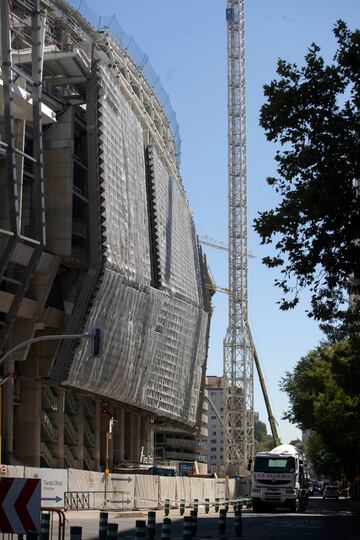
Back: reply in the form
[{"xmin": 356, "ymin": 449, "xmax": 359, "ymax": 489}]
[
  {"xmin": 280, "ymin": 341, "xmax": 360, "ymax": 479},
  {"xmin": 254, "ymin": 21, "xmax": 360, "ymax": 336},
  {"xmin": 254, "ymin": 419, "xmax": 274, "ymax": 452},
  {"xmin": 304, "ymin": 431, "xmax": 341, "ymax": 480},
  {"xmin": 289, "ymin": 438, "xmax": 304, "ymax": 452}
]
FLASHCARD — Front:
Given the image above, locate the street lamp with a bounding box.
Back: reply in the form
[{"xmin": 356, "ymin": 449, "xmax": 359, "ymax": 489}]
[{"xmin": 0, "ymin": 326, "xmax": 103, "ymax": 368}]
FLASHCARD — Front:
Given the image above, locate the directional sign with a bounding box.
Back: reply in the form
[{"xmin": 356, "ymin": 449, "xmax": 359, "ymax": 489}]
[
  {"xmin": 112, "ymin": 476, "xmax": 132, "ymax": 483},
  {"xmin": 0, "ymin": 478, "xmax": 41, "ymax": 534},
  {"xmin": 25, "ymin": 467, "xmax": 67, "ymax": 508}
]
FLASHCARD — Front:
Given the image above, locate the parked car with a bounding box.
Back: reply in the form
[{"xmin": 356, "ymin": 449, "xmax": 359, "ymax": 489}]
[{"xmin": 323, "ymin": 486, "xmax": 340, "ymax": 500}]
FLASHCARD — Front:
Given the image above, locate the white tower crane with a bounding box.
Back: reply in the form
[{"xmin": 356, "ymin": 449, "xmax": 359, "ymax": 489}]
[{"xmin": 223, "ymin": 0, "xmax": 254, "ymax": 470}]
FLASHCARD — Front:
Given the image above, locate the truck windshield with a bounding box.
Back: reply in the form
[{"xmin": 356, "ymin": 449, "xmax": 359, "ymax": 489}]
[{"xmin": 254, "ymin": 456, "xmax": 295, "ymax": 473}]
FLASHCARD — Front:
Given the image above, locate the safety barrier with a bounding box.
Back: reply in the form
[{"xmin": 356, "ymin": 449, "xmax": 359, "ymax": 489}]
[
  {"xmin": 64, "ymin": 491, "xmax": 129, "ymax": 511},
  {"xmin": 0, "ymin": 509, "xmax": 66, "ymax": 540}
]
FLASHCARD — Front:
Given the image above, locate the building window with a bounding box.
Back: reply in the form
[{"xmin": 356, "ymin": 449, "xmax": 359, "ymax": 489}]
[
  {"xmin": 212, "ymin": 431, "xmax": 216, "ymax": 435},
  {"xmin": 211, "ymin": 439, "xmax": 216, "ymax": 443},
  {"xmin": 211, "ymin": 447, "xmax": 216, "ymax": 451},
  {"xmin": 211, "ymin": 416, "xmax": 216, "ymax": 420}
]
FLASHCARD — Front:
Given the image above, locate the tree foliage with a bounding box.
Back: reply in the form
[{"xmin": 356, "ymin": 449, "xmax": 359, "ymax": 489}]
[
  {"xmin": 304, "ymin": 431, "xmax": 342, "ymax": 480},
  {"xmin": 254, "ymin": 21, "xmax": 360, "ymax": 334},
  {"xmin": 254, "ymin": 419, "xmax": 274, "ymax": 452},
  {"xmin": 280, "ymin": 341, "xmax": 360, "ymax": 479}
]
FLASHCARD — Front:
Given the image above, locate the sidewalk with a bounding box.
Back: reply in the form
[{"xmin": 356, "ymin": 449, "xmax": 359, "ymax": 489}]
[{"xmin": 62, "ymin": 508, "xmax": 247, "ymax": 539}]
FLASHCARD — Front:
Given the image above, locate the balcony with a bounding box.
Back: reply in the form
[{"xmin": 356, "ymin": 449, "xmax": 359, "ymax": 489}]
[
  {"xmin": 64, "ymin": 413, "xmax": 79, "ymax": 446},
  {"xmin": 65, "ymin": 392, "xmax": 79, "ymax": 415},
  {"xmin": 64, "ymin": 445, "xmax": 80, "ymax": 469},
  {"xmin": 165, "ymin": 438, "xmax": 197, "ymax": 449},
  {"xmin": 165, "ymin": 450, "xmax": 207, "ymax": 462},
  {"xmin": 83, "ymin": 418, "xmax": 95, "ymax": 448},
  {"xmin": 40, "ymin": 442, "xmax": 58, "ymax": 468},
  {"xmin": 83, "ymin": 447, "xmax": 95, "ymax": 471},
  {"xmin": 41, "ymin": 411, "xmax": 58, "ymax": 443},
  {"xmin": 42, "ymin": 385, "xmax": 58, "ymax": 412}
]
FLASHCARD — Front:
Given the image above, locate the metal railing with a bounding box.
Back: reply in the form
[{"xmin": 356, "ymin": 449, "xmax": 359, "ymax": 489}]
[
  {"xmin": 83, "ymin": 418, "xmax": 96, "ymax": 447},
  {"xmin": 41, "ymin": 411, "xmax": 58, "ymax": 442},
  {"xmin": 40, "ymin": 441, "xmax": 58, "ymax": 468},
  {"xmin": 64, "ymin": 413, "xmax": 79, "ymax": 445},
  {"xmin": 65, "ymin": 391, "xmax": 80, "ymax": 415},
  {"xmin": 64, "ymin": 444, "xmax": 80, "ymax": 469},
  {"xmin": 83, "ymin": 446, "xmax": 95, "ymax": 471},
  {"xmin": 42, "ymin": 385, "xmax": 58, "ymax": 412},
  {"xmin": 64, "ymin": 491, "xmax": 130, "ymax": 511}
]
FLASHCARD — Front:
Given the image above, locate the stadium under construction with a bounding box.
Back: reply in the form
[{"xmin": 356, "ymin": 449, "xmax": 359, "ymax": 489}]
[{"xmin": 0, "ymin": 0, "xmax": 213, "ymax": 473}]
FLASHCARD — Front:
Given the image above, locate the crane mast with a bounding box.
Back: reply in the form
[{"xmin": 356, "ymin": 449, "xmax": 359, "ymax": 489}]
[{"xmin": 223, "ymin": 0, "xmax": 254, "ymax": 470}]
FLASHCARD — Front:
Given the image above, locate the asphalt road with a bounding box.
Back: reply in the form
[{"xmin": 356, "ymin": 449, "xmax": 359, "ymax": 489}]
[{"xmin": 63, "ymin": 496, "xmax": 360, "ymax": 539}]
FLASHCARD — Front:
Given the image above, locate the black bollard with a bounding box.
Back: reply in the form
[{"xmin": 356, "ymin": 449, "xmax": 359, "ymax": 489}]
[
  {"xmin": 99, "ymin": 512, "xmax": 108, "ymax": 540},
  {"xmin": 107, "ymin": 523, "xmax": 118, "ymax": 540},
  {"xmin": 224, "ymin": 497, "xmax": 229, "ymax": 513},
  {"xmin": 70, "ymin": 527, "xmax": 82, "ymax": 540},
  {"xmin": 135, "ymin": 520, "xmax": 146, "ymax": 539},
  {"xmin": 164, "ymin": 498, "xmax": 170, "ymax": 516},
  {"xmin": 219, "ymin": 508, "xmax": 227, "ymax": 534},
  {"xmin": 193, "ymin": 498, "xmax": 199, "ymax": 513},
  {"xmin": 190, "ymin": 510, "xmax": 197, "ymax": 537},
  {"xmin": 182, "ymin": 516, "xmax": 193, "ymax": 539},
  {"xmin": 234, "ymin": 510, "xmax": 243, "ymax": 537},
  {"xmin": 179, "ymin": 499, "xmax": 185, "ymax": 515},
  {"xmin": 161, "ymin": 517, "xmax": 171, "ymax": 540},
  {"xmin": 215, "ymin": 497, "xmax": 220, "ymax": 513},
  {"xmin": 204, "ymin": 498, "xmax": 210, "ymax": 514},
  {"xmin": 147, "ymin": 511, "xmax": 156, "ymax": 539},
  {"xmin": 40, "ymin": 512, "xmax": 50, "ymax": 540}
]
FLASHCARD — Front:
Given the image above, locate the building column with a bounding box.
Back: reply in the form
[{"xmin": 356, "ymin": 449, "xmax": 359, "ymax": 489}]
[
  {"xmin": 2, "ymin": 359, "xmax": 14, "ymax": 464},
  {"xmin": 140, "ymin": 415, "xmax": 154, "ymax": 462},
  {"xmin": 13, "ymin": 355, "xmax": 41, "ymax": 466},
  {"xmin": 132, "ymin": 412, "xmax": 141, "ymax": 463},
  {"xmin": 124, "ymin": 410, "xmax": 131, "ymax": 462},
  {"xmin": 53, "ymin": 387, "xmax": 64, "ymax": 468},
  {"xmin": 113, "ymin": 406, "xmax": 124, "ymax": 466},
  {"xmin": 94, "ymin": 400, "xmax": 101, "ymax": 471},
  {"xmin": 73, "ymin": 394, "xmax": 84, "ymax": 468}
]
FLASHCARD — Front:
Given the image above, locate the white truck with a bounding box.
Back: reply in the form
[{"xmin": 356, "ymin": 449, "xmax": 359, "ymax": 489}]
[{"xmin": 251, "ymin": 444, "xmax": 308, "ymax": 512}]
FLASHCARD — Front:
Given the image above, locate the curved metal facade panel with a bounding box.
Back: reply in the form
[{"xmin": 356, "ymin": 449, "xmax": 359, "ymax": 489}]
[
  {"xmin": 98, "ymin": 66, "xmax": 152, "ymax": 286},
  {"xmin": 65, "ymin": 270, "xmax": 208, "ymax": 424},
  {"xmin": 152, "ymin": 152, "xmax": 202, "ymax": 305},
  {"xmin": 63, "ymin": 66, "xmax": 209, "ymax": 425}
]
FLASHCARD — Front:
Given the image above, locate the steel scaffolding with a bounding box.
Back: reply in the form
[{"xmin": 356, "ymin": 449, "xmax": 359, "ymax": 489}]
[{"xmin": 223, "ymin": 0, "xmax": 254, "ymax": 470}]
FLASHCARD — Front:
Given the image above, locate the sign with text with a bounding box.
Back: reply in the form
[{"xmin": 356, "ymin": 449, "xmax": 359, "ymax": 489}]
[{"xmin": 25, "ymin": 467, "xmax": 67, "ymax": 507}]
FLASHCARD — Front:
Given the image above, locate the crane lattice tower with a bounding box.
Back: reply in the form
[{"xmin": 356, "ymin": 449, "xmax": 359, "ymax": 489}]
[{"xmin": 223, "ymin": 0, "xmax": 254, "ymax": 470}]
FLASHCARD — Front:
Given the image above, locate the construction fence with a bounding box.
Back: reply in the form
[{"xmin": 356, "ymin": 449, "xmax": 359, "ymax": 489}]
[{"xmin": 0, "ymin": 464, "xmax": 250, "ymax": 511}]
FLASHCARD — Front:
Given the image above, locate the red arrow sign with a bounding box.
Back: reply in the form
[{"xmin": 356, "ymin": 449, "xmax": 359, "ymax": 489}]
[{"xmin": 0, "ymin": 478, "xmax": 41, "ymax": 534}]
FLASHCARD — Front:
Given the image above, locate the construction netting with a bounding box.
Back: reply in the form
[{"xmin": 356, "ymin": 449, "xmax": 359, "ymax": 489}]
[
  {"xmin": 66, "ymin": 0, "xmax": 181, "ymax": 164},
  {"xmin": 64, "ymin": 65, "xmax": 208, "ymax": 425}
]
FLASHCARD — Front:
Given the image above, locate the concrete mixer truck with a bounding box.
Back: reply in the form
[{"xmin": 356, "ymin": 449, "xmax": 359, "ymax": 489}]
[{"xmin": 250, "ymin": 444, "xmax": 308, "ymax": 512}]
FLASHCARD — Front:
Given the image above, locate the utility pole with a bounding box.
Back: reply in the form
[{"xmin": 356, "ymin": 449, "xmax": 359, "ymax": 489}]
[{"xmin": 223, "ymin": 0, "xmax": 254, "ymax": 471}]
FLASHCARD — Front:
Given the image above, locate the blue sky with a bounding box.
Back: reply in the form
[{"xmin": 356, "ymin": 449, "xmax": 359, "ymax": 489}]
[{"xmin": 81, "ymin": 0, "xmax": 358, "ymax": 444}]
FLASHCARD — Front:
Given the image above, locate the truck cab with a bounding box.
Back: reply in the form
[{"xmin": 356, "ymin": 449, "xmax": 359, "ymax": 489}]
[{"xmin": 251, "ymin": 444, "xmax": 308, "ymax": 512}]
